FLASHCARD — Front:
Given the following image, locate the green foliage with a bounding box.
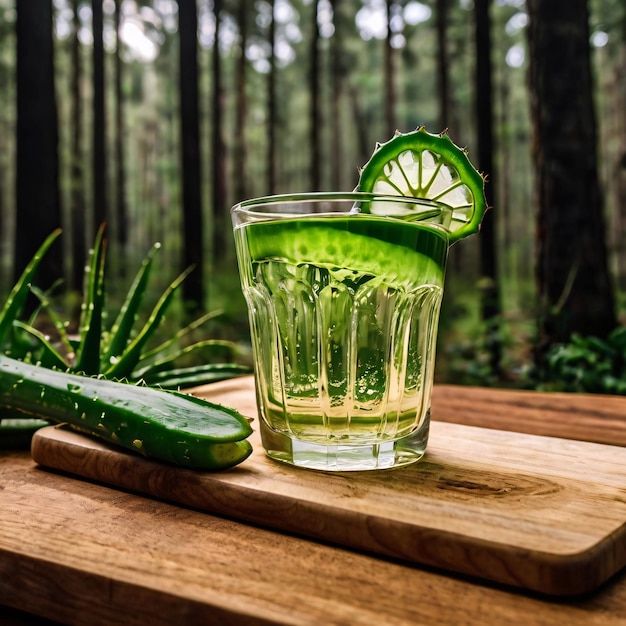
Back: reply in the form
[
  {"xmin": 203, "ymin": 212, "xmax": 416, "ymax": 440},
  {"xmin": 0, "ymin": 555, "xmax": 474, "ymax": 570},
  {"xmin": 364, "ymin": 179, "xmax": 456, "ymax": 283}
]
[
  {"xmin": 527, "ymin": 329, "xmax": 626, "ymax": 395},
  {"xmin": 0, "ymin": 228, "xmax": 252, "ymax": 390},
  {"xmin": 438, "ymin": 316, "xmax": 523, "ymax": 388},
  {"xmin": 437, "ymin": 279, "xmax": 506, "ymax": 387},
  {"xmin": 0, "ymin": 229, "xmax": 62, "ymax": 350}
]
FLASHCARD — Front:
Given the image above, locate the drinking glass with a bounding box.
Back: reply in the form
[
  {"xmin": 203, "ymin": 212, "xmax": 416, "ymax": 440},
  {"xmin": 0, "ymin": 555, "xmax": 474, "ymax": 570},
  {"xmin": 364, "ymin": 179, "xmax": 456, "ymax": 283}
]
[{"xmin": 232, "ymin": 192, "xmax": 449, "ymax": 471}]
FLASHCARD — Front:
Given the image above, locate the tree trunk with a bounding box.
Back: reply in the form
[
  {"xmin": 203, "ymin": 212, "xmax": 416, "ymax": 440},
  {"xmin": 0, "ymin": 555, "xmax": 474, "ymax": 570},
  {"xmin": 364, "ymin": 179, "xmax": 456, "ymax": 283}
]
[
  {"xmin": 177, "ymin": 0, "xmax": 204, "ymax": 313},
  {"xmin": 14, "ymin": 0, "xmax": 62, "ymax": 293},
  {"xmin": 474, "ymin": 0, "xmax": 502, "ymax": 374},
  {"xmin": 613, "ymin": 11, "xmax": 626, "ymax": 293},
  {"xmin": 233, "ymin": 0, "xmax": 248, "ymax": 203},
  {"xmin": 0, "ymin": 133, "xmax": 4, "ymax": 271},
  {"xmin": 310, "ymin": 0, "xmax": 321, "ymax": 190},
  {"xmin": 69, "ymin": 0, "xmax": 86, "ymax": 292},
  {"xmin": 267, "ymin": 0, "xmax": 277, "ymax": 194},
  {"xmin": 526, "ymin": 0, "xmax": 617, "ymax": 352},
  {"xmin": 435, "ymin": 0, "xmax": 451, "ymax": 132},
  {"xmin": 92, "ymin": 0, "xmax": 106, "ymax": 234},
  {"xmin": 348, "ymin": 84, "xmax": 370, "ymax": 168},
  {"xmin": 384, "ymin": 0, "xmax": 396, "ymax": 137},
  {"xmin": 212, "ymin": 0, "xmax": 228, "ymax": 264},
  {"xmin": 114, "ymin": 0, "xmax": 128, "ymax": 249},
  {"xmin": 0, "ymin": 51, "xmax": 7, "ymax": 287},
  {"xmin": 329, "ymin": 0, "xmax": 343, "ymax": 191}
]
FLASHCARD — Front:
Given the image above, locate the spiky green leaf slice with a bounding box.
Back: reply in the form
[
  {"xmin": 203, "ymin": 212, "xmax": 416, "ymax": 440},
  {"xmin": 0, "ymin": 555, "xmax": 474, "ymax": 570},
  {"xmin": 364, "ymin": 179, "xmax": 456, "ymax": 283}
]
[
  {"xmin": 101, "ymin": 242, "xmax": 161, "ymax": 369},
  {"xmin": 357, "ymin": 128, "xmax": 487, "ymax": 243},
  {"xmin": 0, "ymin": 229, "xmax": 61, "ymax": 349},
  {"xmin": 103, "ymin": 265, "xmax": 195, "ymax": 380},
  {"xmin": 74, "ymin": 224, "xmax": 107, "ymax": 374}
]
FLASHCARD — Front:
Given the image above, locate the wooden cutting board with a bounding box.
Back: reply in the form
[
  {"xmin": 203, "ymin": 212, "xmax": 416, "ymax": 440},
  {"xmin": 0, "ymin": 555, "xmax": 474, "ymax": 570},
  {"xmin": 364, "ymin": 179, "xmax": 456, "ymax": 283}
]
[{"xmin": 30, "ymin": 379, "xmax": 626, "ymax": 598}]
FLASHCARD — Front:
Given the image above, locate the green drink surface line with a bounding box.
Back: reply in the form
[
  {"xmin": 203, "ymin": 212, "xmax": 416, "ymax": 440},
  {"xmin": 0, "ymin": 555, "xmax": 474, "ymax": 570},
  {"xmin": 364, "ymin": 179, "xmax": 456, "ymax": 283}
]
[{"xmin": 238, "ymin": 215, "xmax": 448, "ymax": 289}]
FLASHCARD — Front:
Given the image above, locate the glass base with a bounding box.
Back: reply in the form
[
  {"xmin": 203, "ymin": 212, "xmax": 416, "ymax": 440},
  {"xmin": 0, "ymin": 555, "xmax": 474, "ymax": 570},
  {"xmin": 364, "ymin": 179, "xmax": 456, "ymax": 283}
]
[{"xmin": 259, "ymin": 416, "xmax": 429, "ymax": 472}]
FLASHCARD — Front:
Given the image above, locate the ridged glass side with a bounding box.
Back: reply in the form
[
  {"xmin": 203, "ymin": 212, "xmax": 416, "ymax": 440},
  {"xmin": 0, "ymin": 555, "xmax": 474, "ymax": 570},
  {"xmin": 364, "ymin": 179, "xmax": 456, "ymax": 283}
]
[{"xmin": 241, "ymin": 258, "xmax": 442, "ymax": 470}]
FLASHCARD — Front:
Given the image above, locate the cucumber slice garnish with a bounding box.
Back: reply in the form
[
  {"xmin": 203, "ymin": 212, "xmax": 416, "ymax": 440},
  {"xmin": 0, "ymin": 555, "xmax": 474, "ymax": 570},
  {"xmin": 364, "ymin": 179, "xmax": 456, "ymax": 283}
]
[{"xmin": 357, "ymin": 127, "xmax": 488, "ymax": 243}]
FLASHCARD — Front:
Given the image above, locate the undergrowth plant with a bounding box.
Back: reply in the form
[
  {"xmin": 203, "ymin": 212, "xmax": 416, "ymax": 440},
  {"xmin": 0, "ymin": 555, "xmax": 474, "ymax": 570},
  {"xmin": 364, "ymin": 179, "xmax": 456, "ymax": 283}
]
[
  {"xmin": 1, "ymin": 226, "xmax": 251, "ymax": 389},
  {"xmin": 0, "ymin": 227, "xmax": 255, "ymax": 461},
  {"xmin": 527, "ymin": 328, "xmax": 626, "ymax": 395}
]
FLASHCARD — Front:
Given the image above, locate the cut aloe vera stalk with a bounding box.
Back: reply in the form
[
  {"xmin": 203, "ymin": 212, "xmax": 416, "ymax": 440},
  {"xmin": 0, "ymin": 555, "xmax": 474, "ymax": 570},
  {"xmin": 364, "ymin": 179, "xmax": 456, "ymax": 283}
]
[{"xmin": 0, "ymin": 354, "xmax": 253, "ymax": 470}]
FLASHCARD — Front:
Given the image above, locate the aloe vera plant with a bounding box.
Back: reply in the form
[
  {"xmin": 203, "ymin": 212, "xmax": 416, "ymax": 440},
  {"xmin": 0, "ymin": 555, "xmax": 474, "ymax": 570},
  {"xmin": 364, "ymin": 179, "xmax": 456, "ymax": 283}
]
[
  {"xmin": 0, "ymin": 228, "xmax": 254, "ymax": 466},
  {"xmin": 2, "ymin": 226, "xmax": 251, "ymax": 386}
]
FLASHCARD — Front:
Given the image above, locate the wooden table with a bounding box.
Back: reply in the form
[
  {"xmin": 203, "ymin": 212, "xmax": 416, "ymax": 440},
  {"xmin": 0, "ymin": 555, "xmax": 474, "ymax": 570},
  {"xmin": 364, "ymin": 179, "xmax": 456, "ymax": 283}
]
[{"xmin": 2, "ymin": 380, "xmax": 626, "ymax": 625}]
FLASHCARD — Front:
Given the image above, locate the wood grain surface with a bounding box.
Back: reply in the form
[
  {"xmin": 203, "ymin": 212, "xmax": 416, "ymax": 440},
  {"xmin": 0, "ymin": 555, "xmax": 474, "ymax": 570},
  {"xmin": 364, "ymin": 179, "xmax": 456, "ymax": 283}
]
[
  {"xmin": 29, "ymin": 376, "xmax": 626, "ymax": 597},
  {"xmin": 432, "ymin": 384, "xmax": 626, "ymax": 446},
  {"xmin": 3, "ymin": 448, "xmax": 626, "ymax": 626}
]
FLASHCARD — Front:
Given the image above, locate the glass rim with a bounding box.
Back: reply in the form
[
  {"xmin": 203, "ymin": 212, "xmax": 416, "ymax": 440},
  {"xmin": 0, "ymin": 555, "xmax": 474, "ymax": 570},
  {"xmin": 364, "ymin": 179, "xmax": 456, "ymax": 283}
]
[{"xmin": 232, "ymin": 191, "xmax": 452, "ymax": 214}]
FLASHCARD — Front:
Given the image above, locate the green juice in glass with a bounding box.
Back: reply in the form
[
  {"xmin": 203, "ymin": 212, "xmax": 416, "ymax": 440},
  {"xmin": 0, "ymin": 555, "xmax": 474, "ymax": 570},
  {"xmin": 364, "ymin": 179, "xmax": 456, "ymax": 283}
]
[{"xmin": 232, "ymin": 194, "xmax": 448, "ymax": 471}]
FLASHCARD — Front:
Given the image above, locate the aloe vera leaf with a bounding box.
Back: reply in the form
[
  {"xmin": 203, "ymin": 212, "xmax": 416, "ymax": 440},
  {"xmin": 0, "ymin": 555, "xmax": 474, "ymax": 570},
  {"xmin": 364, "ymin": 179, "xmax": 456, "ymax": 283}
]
[
  {"xmin": 139, "ymin": 309, "xmax": 223, "ymax": 362},
  {"xmin": 4, "ymin": 282, "xmax": 65, "ymax": 362},
  {"xmin": 134, "ymin": 338, "xmax": 242, "ymax": 380},
  {"xmin": 140, "ymin": 346, "xmax": 247, "ymax": 381},
  {"xmin": 0, "ymin": 229, "xmax": 61, "ymax": 347},
  {"xmin": 29, "ymin": 285, "xmax": 75, "ymax": 359},
  {"xmin": 0, "ymin": 416, "xmax": 49, "ymax": 449},
  {"xmin": 74, "ymin": 225, "xmax": 107, "ymax": 375},
  {"xmin": 103, "ymin": 265, "xmax": 195, "ymax": 380},
  {"xmin": 0, "ymin": 353, "xmax": 253, "ymax": 469},
  {"xmin": 12, "ymin": 321, "xmax": 70, "ymax": 370},
  {"xmin": 101, "ymin": 242, "xmax": 161, "ymax": 369},
  {"xmin": 141, "ymin": 363, "xmax": 252, "ymax": 390}
]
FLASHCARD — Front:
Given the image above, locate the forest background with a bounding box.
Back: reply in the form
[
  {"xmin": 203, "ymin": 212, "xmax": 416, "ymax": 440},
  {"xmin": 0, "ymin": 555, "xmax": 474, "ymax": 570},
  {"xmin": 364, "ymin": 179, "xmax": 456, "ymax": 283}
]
[{"xmin": 0, "ymin": 0, "xmax": 625, "ymax": 393}]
